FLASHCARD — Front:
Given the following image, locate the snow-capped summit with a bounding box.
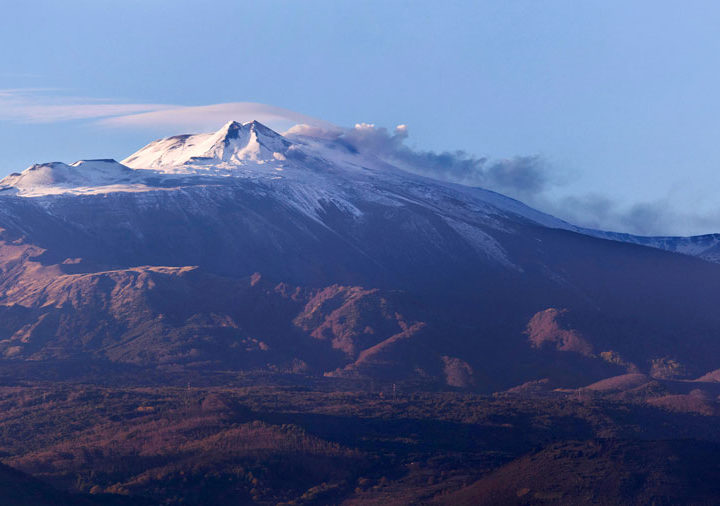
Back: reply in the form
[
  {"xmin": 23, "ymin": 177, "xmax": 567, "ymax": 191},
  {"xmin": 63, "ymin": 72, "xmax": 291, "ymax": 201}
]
[
  {"xmin": 2, "ymin": 119, "xmax": 720, "ymax": 263},
  {"xmin": 122, "ymin": 120, "xmax": 292, "ymax": 170}
]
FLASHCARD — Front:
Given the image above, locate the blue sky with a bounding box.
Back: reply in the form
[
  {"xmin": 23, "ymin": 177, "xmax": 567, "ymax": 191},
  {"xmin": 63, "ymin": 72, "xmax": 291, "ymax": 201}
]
[{"xmin": 2, "ymin": 0, "xmax": 720, "ymax": 235}]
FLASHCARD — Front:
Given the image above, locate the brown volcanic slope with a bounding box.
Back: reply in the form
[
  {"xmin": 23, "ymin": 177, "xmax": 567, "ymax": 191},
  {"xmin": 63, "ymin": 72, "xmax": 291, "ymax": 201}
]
[
  {"xmin": 0, "ymin": 244, "xmax": 443, "ymax": 381},
  {"xmin": 6, "ymin": 220, "xmax": 720, "ymax": 391},
  {"xmin": 440, "ymin": 439, "xmax": 720, "ymax": 506}
]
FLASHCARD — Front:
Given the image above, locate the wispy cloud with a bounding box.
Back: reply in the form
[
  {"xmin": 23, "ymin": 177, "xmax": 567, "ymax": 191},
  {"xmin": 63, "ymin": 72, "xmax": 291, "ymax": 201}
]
[
  {"xmin": 100, "ymin": 102, "xmax": 333, "ymax": 132},
  {"xmin": 0, "ymin": 89, "xmax": 173, "ymax": 123},
  {"xmin": 0, "ymin": 89, "xmax": 332, "ymax": 134}
]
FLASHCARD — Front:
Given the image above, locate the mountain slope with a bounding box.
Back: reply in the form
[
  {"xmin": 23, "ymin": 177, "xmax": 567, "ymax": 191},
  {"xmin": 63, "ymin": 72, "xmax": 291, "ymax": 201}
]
[{"xmin": 2, "ymin": 120, "xmax": 720, "ymax": 390}]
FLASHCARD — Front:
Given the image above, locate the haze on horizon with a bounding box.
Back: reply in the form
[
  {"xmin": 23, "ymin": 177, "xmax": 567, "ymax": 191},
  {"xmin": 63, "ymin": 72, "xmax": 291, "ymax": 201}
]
[{"xmin": 2, "ymin": 0, "xmax": 720, "ymax": 236}]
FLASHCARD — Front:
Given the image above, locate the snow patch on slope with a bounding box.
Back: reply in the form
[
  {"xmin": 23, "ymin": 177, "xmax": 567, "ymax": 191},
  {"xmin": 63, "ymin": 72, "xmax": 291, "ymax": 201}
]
[{"xmin": 443, "ymin": 217, "xmax": 519, "ymax": 270}]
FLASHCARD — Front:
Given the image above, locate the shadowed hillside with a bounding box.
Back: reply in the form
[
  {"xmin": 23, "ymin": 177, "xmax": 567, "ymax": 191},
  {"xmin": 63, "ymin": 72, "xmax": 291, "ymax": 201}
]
[{"xmin": 440, "ymin": 439, "xmax": 720, "ymax": 506}]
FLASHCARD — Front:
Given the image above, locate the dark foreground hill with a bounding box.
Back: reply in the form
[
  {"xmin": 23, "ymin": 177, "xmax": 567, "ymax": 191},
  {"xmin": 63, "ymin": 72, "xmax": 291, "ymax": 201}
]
[
  {"xmin": 441, "ymin": 439, "xmax": 720, "ymax": 506},
  {"xmin": 0, "ymin": 459, "xmax": 144, "ymax": 505},
  {"xmin": 0, "ymin": 381, "xmax": 719, "ymax": 505}
]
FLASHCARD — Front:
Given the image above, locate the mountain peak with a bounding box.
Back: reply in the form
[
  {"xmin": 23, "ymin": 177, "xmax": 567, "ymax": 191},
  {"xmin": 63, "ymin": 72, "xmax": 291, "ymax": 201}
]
[
  {"xmin": 213, "ymin": 120, "xmax": 283, "ymax": 145},
  {"xmin": 122, "ymin": 120, "xmax": 291, "ymax": 170},
  {"xmin": 219, "ymin": 119, "xmax": 273, "ymax": 131},
  {"xmin": 215, "ymin": 120, "xmax": 244, "ymax": 140}
]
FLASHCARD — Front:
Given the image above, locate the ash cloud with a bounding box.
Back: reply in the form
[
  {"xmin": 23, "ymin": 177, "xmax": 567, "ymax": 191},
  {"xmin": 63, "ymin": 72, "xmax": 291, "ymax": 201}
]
[
  {"xmin": 343, "ymin": 123, "xmax": 549, "ymax": 200},
  {"xmin": 548, "ymin": 195, "xmax": 720, "ymax": 237},
  {"xmin": 288, "ymin": 122, "xmax": 718, "ymax": 237},
  {"xmin": 288, "ymin": 122, "xmax": 550, "ymax": 202}
]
